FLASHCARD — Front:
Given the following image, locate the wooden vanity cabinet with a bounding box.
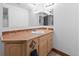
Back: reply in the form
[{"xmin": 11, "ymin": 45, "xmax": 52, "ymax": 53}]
[
  {"xmin": 4, "ymin": 32, "xmax": 53, "ymax": 56},
  {"xmin": 26, "ymin": 32, "xmax": 53, "ymax": 56}
]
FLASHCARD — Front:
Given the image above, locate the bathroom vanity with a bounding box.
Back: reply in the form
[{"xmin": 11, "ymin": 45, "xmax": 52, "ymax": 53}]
[{"xmin": 2, "ymin": 26, "xmax": 54, "ymax": 56}]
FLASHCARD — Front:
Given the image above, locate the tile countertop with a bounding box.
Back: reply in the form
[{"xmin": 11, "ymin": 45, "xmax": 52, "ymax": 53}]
[{"xmin": 2, "ymin": 26, "xmax": 54, "ymax": 42}]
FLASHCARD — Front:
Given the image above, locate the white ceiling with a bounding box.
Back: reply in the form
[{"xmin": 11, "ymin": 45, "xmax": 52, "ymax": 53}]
[
  {"xmin": 27, "ymin": 3, "xmax": 54, "ymax": 14},
  {"xmin": 7, "ymin": 3, "xmax": 55, "ymax": 15}
]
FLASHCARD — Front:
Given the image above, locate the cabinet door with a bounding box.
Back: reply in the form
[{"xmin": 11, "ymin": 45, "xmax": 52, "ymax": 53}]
[
  {"xmin": 4, "ymin": 41, "xmax": 25, "ymax": 56},
  {"xmin": 47, "ymin": 33, "xmax": 53, "ymax": 53},
  {"xmin": 47, "ymin": 38, "xmax": 52, "ymax": 53},
  {"xmin": 39, "ymin": 36, "xmax": 48, "ymax": 56}
]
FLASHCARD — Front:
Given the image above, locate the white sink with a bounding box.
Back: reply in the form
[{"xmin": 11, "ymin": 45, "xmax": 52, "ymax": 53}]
[{"xmin": 32, "ymin": 31, "xmax": 45, "ymax": 35}]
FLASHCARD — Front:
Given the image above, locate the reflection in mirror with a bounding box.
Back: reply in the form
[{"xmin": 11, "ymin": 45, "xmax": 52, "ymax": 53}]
[
  {"xmin": 3, "ymin": 7, "xmax": 9, "ymax": 27},
  {"xmin": 38, "ymin": 12, "xmax": 53, "ymax": 26},
  {"xmin": 39, "ymin": 16, "xmax": 43, "ymax": 25}
]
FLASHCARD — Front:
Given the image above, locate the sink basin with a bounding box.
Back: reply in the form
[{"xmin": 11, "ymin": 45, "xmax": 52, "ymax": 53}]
[{"xmin": 32, "ymin": 31, "xmax": 45, "ymax": 35}]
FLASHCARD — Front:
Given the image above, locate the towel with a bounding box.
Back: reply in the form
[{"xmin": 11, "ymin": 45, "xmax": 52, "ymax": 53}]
[{"xmin": 30, "ymin": 49, "xmax": 38, "ymax": 56}]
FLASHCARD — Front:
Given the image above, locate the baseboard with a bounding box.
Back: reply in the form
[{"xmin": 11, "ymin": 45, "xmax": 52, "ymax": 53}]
[{"xmin": 52, "ymin": 48, "xmax": 70, "ymax": 56}]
